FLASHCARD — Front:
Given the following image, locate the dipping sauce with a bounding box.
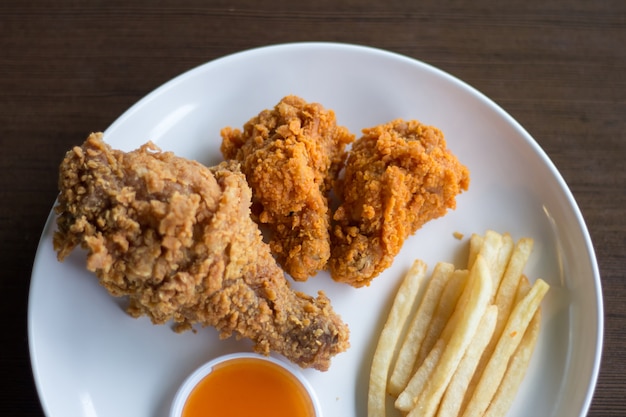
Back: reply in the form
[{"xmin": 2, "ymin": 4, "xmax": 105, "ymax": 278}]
[{"xmin": 179, "ymin": 355, "xmax": 317, "ymax": 417}]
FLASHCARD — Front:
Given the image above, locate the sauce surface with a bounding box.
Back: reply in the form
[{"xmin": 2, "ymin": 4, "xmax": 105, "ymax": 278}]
[{"xmin": 182, "ymin": 357, "xmax": 316, "ymax": 417}]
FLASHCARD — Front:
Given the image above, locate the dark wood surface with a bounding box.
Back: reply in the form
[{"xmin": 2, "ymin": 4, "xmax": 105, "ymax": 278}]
[{"xmin": 1, "ymin": 1, "xmax": 624, "ymax": 416}]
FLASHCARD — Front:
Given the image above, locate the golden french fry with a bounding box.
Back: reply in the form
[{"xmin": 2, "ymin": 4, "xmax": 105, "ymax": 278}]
[
  {"xmin": 477, "ymin": 230, "xmax": 502, "ymax": 268},
  {"xmin": 461, "ymin": 240, "xmax": 533, "ymax": 413},
  {"xmin": 460, "ymin": 278, "xmax": 549, "ymax": 417},
  {"xmin": 395, "ymin": 338, "xmax": 446, "ymax": 412},
  {"xmin": 416, "ymin": 269, "xmax": 468, "ymax": 366},
  {"xmin": 513, "ymin": 274, "xmax": 531, "ymax": 304},
  {"xmin": 461, "ymin": 274, "xmax": 532, "ymax": 414},
  {"xmin": 388, "ymin": 262, "xmax": 455, "ymax": 395},
  {"xmin": 367, "ymin": 259, "xmax": 428, "ymax": 417},
  {"xmin": 406, "ymin": 255, "xmax": 493, "ymax": 417},
  {"xmin": 483, "ymin": 307, "xmax": 541, "ymax": 417},
  {"xmin": 491, "ymin": 233, "xmax": 514, "ymax": 298},
  {"xmin": 467, "ymin": 233, "xmax": 484, "ymax": 270},
  {"xmin": 436, "ymin": 304, "xmax": 498, "ymax": 417},
  {"xmin": 494, "ymin": 238, "xmax": 534, "ymax": 337},
  {"xmin": 478, "ymin": 230, "xmax": 513, "ymax": 301},
  {"xmin": 369, "ymin": 230, "xmax": 547, "ymax": 417}
]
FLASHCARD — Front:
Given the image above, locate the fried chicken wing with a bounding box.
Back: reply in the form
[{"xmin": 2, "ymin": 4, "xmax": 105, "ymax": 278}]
[
  {"xmin": 53, "ymin": 133, "xmax": 349, "ymax": 371},
  {"xmin": 220, "ymin": 96, "xmax": 354, "ymax": 280},
  {"xmin": 330, "ymin": 119, "xmax": 470, "ymax": 287}
]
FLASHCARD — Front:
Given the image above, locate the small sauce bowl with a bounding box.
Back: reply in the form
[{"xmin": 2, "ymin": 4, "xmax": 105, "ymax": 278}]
[{"xmin": 170, "ymin": 352, "xmax": 322, "ymax": 417}]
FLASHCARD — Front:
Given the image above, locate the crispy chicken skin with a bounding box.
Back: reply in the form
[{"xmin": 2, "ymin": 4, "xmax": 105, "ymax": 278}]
[
  {"xmin": 220, "ymin": 96, "xmax": 354, "ymax": 281},
  {"xmin": 330, "ymin": 119, "xmax": 470, "ymax": 287},
  {"xmin": 53, "ymin": 133, "xmax": 349, "ymax": 371}
]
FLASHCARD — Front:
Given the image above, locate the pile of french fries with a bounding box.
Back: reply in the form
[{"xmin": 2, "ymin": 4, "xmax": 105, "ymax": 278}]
[{"xmin": 368, "ymin": 230, "xmax": 549, "ymax": 417}]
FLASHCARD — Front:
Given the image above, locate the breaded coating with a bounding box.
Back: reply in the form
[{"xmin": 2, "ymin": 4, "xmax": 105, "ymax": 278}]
[
  {"xmin": 53, "ymin": 133, "xmax": 349, "ymax": 371},
  {"xmin": 220, "ymin": 95, "xmax": 354, "ymax": 280},
  {"xmin": 330, "ymin": 119, "xmax": 470, "ymax": 287}
]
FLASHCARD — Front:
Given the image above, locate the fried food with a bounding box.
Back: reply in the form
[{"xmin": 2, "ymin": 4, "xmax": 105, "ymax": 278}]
[
  {"xmin": 367, "ymin": 230, "xmax": 549, "ymax": 417},
  {"xmin": 52, "ymin": 133, "xmax": 349, "ymax": 371},
  {"xmin": 368, "ymin": 260, "xmax": 427, "ymax": 417},
  {"xmin": 460, "ymin": 277, "xmax": 548, "ymax": 417},
  {"xmin": 330, "ymin": 119, "xmax": 470, "ymax": 287},
  {"xmin": 436, "ymin": 305, "xmax": 497, "ymax": 417},
  {"xmin": 483, "ymin": 306, "xmax": 541, "ymax": 417},
  {"xmin": 389, "ymin": 262, "xmax": 455, "ymax": 395},
  {"xmin": 405, "ymin": 256, "xmax": 492, "ymax": 417},
  {"xmin": 220, "ymin": 95, "xmax": 354, "ymax": 280}
]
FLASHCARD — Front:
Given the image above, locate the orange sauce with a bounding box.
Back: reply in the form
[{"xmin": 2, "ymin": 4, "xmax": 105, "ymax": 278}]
[{"xmin": 182, "ymin": 357, "xmax": 316, "ymax": 417}]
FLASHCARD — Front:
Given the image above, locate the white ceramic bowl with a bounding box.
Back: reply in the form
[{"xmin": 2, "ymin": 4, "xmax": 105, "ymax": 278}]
[{"xmin": 170, "ymin": 352, "xmax": 322, "ymax": 417}]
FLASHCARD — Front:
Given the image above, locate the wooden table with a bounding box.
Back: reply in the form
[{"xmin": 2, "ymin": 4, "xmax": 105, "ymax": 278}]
[{"xmin": 2, "ymin": 1, "xmax": 624, "ymax": 416}]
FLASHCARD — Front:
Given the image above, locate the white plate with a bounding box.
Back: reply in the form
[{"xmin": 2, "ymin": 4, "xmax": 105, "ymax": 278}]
[{"xmin": 28, "ymin": 42, "xmax": 602, "ymax": 417}]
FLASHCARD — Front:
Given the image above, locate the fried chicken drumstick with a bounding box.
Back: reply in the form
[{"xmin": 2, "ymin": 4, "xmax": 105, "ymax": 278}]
[
  {"xmin": 330, "ymin": 119, "xmax": 470, "ymax": 287},
  {"xmin": 53, "ymin": 133, "xmax": 349, "ymax": 371},
  {"xmin": 221, "ymin": 96, "xmax": 354, "ymax": 280}
]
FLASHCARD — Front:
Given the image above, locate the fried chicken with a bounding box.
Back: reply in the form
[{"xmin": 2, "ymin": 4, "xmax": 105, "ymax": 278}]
[
  {"xmin": 53, "ymin": 133, "xmax": 349, "ymax": 371},
  {"xmin": 220, "ymin": 96, "xmax": 354, "ymax": 281},
  {"xmin": 330, "ymin": 119, "xmax": 470, "ymax": 287}
]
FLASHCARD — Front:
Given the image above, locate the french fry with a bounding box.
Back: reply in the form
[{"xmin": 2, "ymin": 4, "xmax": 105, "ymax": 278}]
[
  {"xmin": 467, "ymin": 233, "xmax": 484, "ymax": 270},
  {"xmin": 494, "ymin": 238, "xmax": 534, "ymax": 338},
  {"xmin": 388, "ymin": 262, "xmax": 455, "ymax": 395},
  {"xmin": 513, "ymin": 274, "xmax": 531, "ymax": 305},
  {"xmin": 460, "ymin": 278, "xmax": 549, "ymax": 417},
  {"xmin": 476, "ymin": 231, "xmax": 502, "ymax": 273},
  {"xmin": 396, "ymin": 291, "xmax": 466, "ymax": 413},
  {"xmin": 460, "ymin": 274, "xmax": 533, "ymax": 415},
  {"xmin": 367, "ymin": 260, "xmax": 427, "ymax": 417},
  {"xmin": 436, "ymin": 304, "xmax": 498, "ymax": 417},
  {"xmin": 483, "ymin": 308, "xmax": 541, "ymax": 417},
  {"xmin": 461, "ymin": 239, "xmax": 534, "ymax": 414},
  {"xmin": 395, "ymin": 338, "xmax": 446, "ymax": 412},
  {"xmin": 416, "ymin": 269, "xmax": 468, "ymax": 366},
  {"xmin": 406, "ymin": 255, "xmax": 492, "ymax": 417},
  {"xmin": 478, "ymin": 230, "xmax": 513, "ymax": 300},
  {"xmin": 491, "ymin": 233, "xmax": 514, "ymax": 298},
  {"xmin": 368, "ymin": 230, "xmax": 548, "ymax": 417}
]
